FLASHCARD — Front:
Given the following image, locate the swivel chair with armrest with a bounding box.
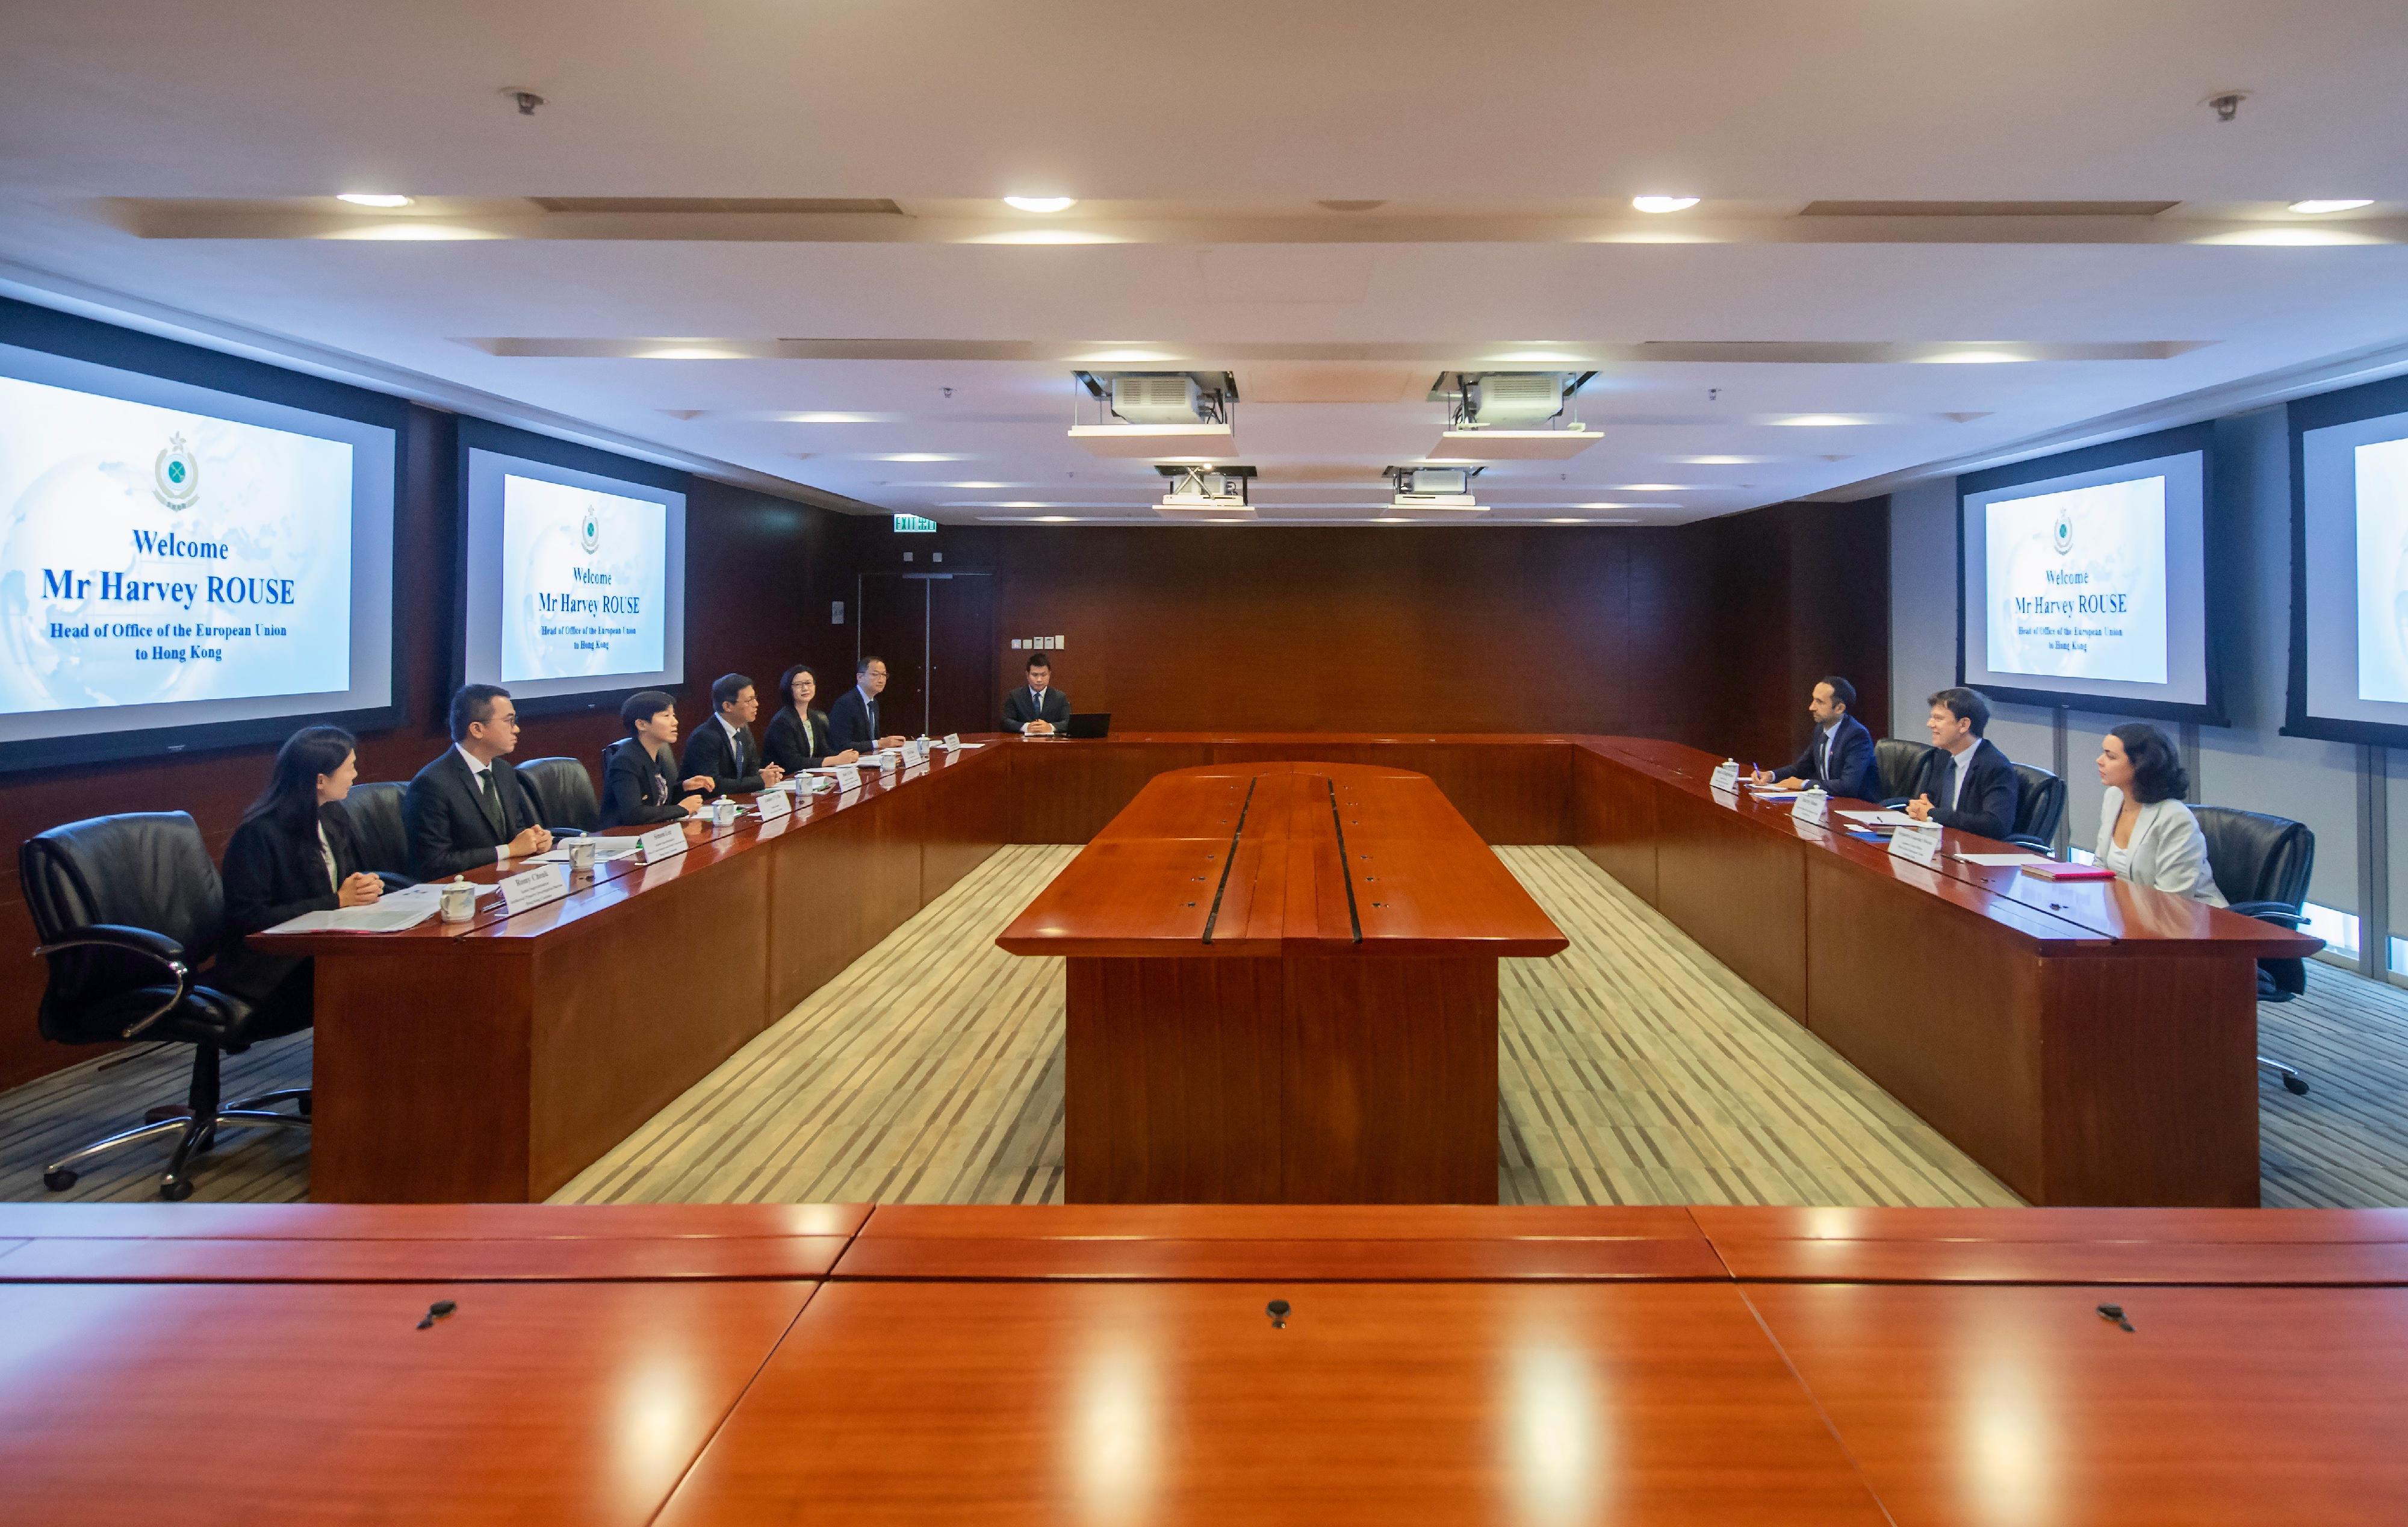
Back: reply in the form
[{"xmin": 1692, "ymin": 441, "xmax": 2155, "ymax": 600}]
[
  {"xmin": 23, "ymin": 812, "xmax": 313, "ymax": 1199},
  {"xmin": 516, "ymin": 756, "xmax": 597, "ymax": 837},
  {"xmin": 339, "ymin": 780, "xmax": 417, "ymax": 887},
  {"xmin": 2194, "ymin": 804, "xmax": 2317, "ymax": 1097},
  {"xmin": 1875, "ymin": 737, "xmax": 1932, "ymax": 808},
  {"xmin": 2006, "ymin": 762, "xmax": 2068, "ymax": 855}
]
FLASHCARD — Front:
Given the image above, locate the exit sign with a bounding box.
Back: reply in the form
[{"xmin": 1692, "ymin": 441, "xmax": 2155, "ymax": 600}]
[{"xmin": 893, "ymin": 513, "xmax": 937, "ymax": 533}]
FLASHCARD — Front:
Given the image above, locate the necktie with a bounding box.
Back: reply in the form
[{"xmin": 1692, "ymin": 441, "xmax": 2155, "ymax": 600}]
[
  {"xmin": 730, "ymin": 727, "xmax": 745, "ymax": 774},
  {"xmin": 1814, "ymin": 731, "xmax": 1826, "ymax": 781},
  {"xmin": 477, "ymin": 765, "xmax": 504, "ymax": 834},
  {"xmin": 1938, "ymin": 754, "xmax": 1958, "ymax": 812}
]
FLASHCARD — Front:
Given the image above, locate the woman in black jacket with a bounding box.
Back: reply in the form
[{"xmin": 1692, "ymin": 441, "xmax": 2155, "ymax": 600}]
[
  {"xmin": 217, "ymin": 724, "xmax": 384, "ymax": 1015},
  {"xmin": 598, "ymin": 690, "xmax": 710, "ymax": 830},
  {"xmin": 763, "ymin": 664, "xmax": 860, "ymax": 773}
]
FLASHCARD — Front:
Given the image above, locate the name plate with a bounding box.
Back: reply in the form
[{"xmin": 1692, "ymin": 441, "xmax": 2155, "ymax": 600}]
[
  {"xmin": 906, "ymin": 738, "xmax": 929, "ymax": 765},
  {"xmin": 1888, "ymin": 821, "xmax": 1944, "ymax": 868},
  {"xmin": 497, "ymin": 863, "xmax": 569, "ymax": 915},
  {"xmin": 942, "ymin": 733, "xmax": 961, "ymax": 750},
  {"xmin": 833, "ymin": 764, "xmax": 864, "ymax": 792},
  {"xmin": 1708, "ymin": 759, "xmax": 1740, "ymax": 794},
  {"xmin": 637, "ymin": 823, "xmax": 688, "ymax": 864},
  {"xmin": 756, "ymin": 786, "xmax": 792, "ymax": 821},
  {"xmin": 1791, "ymin": 789, "xmax": 1830, "ymax": 826}
]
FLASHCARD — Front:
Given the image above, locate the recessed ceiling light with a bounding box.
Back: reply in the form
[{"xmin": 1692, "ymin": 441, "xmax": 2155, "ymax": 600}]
[
  {"xmin": 336, "ymin": 193, "xmax": 414, "ymax": 208},
  {"xmin": 1003, "ymin": 196, "xmax": 1077, "ymax": 213},
  {"xmin": 1033, "ymin": 515, "xmax": 1077, "ymax": 523},
  {"xmin": 1769, "ymin": 414, "xmax": 1873, "ymax": 427},
  {"xmin": 1631, "ymin": 196, "xmax": 1700, "ymax": 214},
  {"xmin": 1678, "ymin": 455, "xmax": 1772, "ymax": 465},
  {"xmin": 1572, "ymin": 502, "xmax": 1678, "ymax": 510},
  {"xmin": 2288, "ymin": 199, "xmax": 2374, "ymax": 214},
  {"xmin": 1611, "ymin": 484, "xmax": 1696, "ymax": 491},
  {"xmin": 777, "ymin": 411, "xmax": 888, "ymax": 424},
  {"xmin": 874, "ymin": 453, "xmax": 966, "ymax": 462},
  {"xmin": 1926, "ymin": 350, "xmax": 2027, "ymax": 364}
]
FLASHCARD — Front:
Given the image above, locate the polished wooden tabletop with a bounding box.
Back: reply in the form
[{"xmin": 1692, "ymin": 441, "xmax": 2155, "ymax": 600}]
[
  {"xmin": 8, "ymin": 1202, "xmax": 2408, "ymax": 1526},
  {"xmin": 997, "ymin": 761, "xmax": 1568, "ymax": 958}
]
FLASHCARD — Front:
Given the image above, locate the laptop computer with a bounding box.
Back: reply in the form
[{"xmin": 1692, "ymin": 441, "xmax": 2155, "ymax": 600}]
[{"xmin": 1064, "ymin": 712, "xmax": 1112, "ymax": 739}]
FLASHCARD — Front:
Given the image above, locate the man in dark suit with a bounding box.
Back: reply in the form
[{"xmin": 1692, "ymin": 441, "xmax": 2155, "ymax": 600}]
[
  {"xmin": 1904, "ymin": 686, "xmax": 2019, "ymax": 839},
  {"xmin": 681, "ymin": 673, "xmax": 786, "ymax": 797},
  {"xmin": 1002, "ymin": 652, "xmax": 1072, "ymax": 735},
  {"xmin": 1755, "ymin": 675, "xmax": 1879, "ymax": 800},
  {"xmin": 403, "ymin": 683, "xmax": 553, "ymax": 878},
  {"xmin": 828, "ymin": 655, "xmax": 908, "ymax": 754}
]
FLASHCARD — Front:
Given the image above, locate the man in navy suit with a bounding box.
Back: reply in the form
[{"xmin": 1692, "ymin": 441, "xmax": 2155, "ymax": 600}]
[
  {"xmin": 1756, "ymin": 675, "xmax": 1879, "ymax": 800},
  {"xmin": 1904, "ymin": 686, "xmax": 2020, "ymax": 839},
  {"xmin": 828, "ymin": 655, "xmax": 908, "ymax": 754},
  {"xmin": 1002, "ymin": 652, "xmax": 1072, "ymax": 735}
]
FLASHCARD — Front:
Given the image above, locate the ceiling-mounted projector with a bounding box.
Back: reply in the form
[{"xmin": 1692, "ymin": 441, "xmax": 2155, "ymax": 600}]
[
  {"xmin": 1386, "ymin": 464, "xmax": 1486, "ymax": 511},
  {"xmin": 1429, "ymin": 369, "xmax": 1600, "ymax": 459},
  {"xmin": 1069, "ymin": 369, "xmax": 1239, "ymax": 457},
  {"xmin": 1156, "ymin": 464, "xmax": 1255, "ymax": 518}
]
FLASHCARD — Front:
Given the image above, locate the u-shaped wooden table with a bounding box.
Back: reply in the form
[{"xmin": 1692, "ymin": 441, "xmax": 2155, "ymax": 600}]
[{"xmin": 996, "ymin": 761, "xmax": 1568, "ymax": 1203}]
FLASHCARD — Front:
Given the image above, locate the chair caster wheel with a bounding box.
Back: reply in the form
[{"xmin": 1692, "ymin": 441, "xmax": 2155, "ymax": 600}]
[
  {"xmin": 2283, "ymin": 1074, "xmax": 2310, "ymax": 1096},
  {"xmin": 42, "ymin": 1168, "xmax": 76, "ymax": 1192},
  {"xmin": 159, "ymin": 1177, "xmax": 193, "ymax": 1202}
]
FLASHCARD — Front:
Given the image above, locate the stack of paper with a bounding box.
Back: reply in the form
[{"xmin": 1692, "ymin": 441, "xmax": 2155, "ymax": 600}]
[{"xmin": 264, "ymin": 882, "xmax": 461, "ymax": 935}]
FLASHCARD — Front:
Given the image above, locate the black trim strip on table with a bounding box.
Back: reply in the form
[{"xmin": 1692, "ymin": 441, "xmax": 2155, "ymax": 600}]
[
  {"xmin": 1327, "ymin": 779, "xmax": 1363, "ymax": 944},
  {"xmin": 1199, "ymin": 777, "xmax": 1256, "ymax": 945}
]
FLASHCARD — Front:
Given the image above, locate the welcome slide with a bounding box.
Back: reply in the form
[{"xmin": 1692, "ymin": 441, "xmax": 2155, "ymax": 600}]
[
  {"xmin": 1982, "ymin": 474, "xmax": 2169, "ymax": 685},
  {"xmin": 0, "ymin": 372, "xmax": 356, "ymax": 717},
  {"xmin": 497, "ymin": 473, "xmax": 668, "ymax": 683},
  {"xmin": 2353, "ymin": 435, "xmax": 2408, "ymax": 703}
]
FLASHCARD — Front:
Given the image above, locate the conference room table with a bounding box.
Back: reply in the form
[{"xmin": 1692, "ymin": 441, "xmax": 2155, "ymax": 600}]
[
  {"xmin": 260, "ymin": 732, "xmax": 2317, "ymax": 1206},
  {"xmin": 998, "ymin": 760, "xmax": 1568, "ymax": 1204},
  {"xmin": 4, "ymin": 1201, "xmax": 2405, "ymax": 1525}
]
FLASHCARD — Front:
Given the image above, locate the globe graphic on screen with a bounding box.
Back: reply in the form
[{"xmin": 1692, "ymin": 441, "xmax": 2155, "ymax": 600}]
[{"xmin": 0, "ymin": 455, "xmax": 190, "ymax": 711}]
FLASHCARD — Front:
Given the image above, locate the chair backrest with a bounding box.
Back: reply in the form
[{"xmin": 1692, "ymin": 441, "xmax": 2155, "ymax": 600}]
[
  {"xmin": 2194, "ymin": 805, "xmax": 2316, "ymax": 910},
  {"xmin": 2011, "ymin": 762, "xmax": 2067, "ymax": 846},
  {"xmin": 341, "ymin": 781, "xmax": 413, "ymax": 876},
  {"xmin": 20, "ymin": 812, "xmax": 223, "ymax": 1036},
  {"xmin": 518, "ymin": 756, "xmax": 600, "ymax": 832},
  {"xmin": 1873, "ymin": 737, "xmax": 1932, "ymax": 801}
]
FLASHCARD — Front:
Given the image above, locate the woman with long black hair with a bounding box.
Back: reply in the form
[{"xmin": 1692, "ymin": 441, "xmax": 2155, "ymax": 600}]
[{"xmin": 216, "ymin": 724, "xmax": 383, "ymax": 1015}]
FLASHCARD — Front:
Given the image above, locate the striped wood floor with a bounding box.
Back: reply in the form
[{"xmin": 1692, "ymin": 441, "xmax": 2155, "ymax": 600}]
[{"xmin": 5, "ymin": 844, "xmax": 2405, "ymax": 1207}]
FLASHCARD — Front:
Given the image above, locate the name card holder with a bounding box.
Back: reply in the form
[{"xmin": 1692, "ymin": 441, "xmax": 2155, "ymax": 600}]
[
  {"xmin": 833, "ymin": 764, "xmax": 864, "ymax": 793},
  {"xmin": 756, "ymin": 786, "xmax": 792, "ymax": 821},
  {"xmin": 1708, "ymin": 759, "xmax": 1741, "ymax": 794},
  {"xmin": 1888, "ymin": 821, "xmax": 1944, "ymax": 868},
  {"xmin": 638, "ymin": 823, "xmax": 689, "ymax": 864},
  {"xmin": 942, "ymin": 733, "xmax": 961, "ymax": 750},
  {"xmin": 1791, "ymin": 789, "xmax": 1830, "ymax": 826},
  {"xmin": 908, "ymin": 739, "xmax": 929, "ymax": 765},
  {"xmin": 497, "ymin": 863, "xmax": 570, "ymax": 915}
]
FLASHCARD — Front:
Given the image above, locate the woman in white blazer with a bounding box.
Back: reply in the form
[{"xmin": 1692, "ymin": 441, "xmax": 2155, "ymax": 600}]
[{"xmin": 2093, "ymin": 723, "xmax": 2227, "ymax": 906}]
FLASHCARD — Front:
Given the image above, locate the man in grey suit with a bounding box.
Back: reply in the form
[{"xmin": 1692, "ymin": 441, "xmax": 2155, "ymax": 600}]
[{"xmin": 1002, "ymin": 652, "xmax": 1071, "ymax": 735}]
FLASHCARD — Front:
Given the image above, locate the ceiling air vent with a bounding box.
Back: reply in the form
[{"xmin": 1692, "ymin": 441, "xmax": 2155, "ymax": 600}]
[
  {"xmin": 529, "ymin": 197, "xmax": 905, "ymax": 215},
  {"xmin": 1799, "ymin": 201, "xmax": 2179, "ymax": 218}
]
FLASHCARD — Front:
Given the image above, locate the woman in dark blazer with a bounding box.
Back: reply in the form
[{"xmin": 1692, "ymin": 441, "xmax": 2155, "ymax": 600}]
[
  {"xmin": 217, "ymin": 724, "xmax": 383, "ymax": 1016},
  {"xmin": 599, "ymin": 690, "xmax": 710, "ymax": 830},
  {"xmin": 763, "ymin": 664, "xmax": 861, "ymax": 773}
]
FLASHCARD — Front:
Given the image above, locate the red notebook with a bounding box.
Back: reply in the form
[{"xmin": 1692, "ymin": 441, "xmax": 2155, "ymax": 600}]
[{"xmin": 2018, "ymin": 862, "xmax": 2116, "ymax": 882}]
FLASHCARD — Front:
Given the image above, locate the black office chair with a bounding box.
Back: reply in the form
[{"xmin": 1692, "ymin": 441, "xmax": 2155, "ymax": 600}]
[
  {"xmin": 22, "ymin": 812, "xmax": 312, "ymax": 1199},
  {"xmin": 341, "ymin": 780, "xmax": 416, "ymax": 883},
  {"xmin": 517, "ymin": 756, "xmax": 597, "ymax": 836},
  {"xmin": 1875, "ymin": 737, "xmax": 1933, "ymax": 807},
  {"xmin": 2006, "ymin": 762, "xmax": 2067, "ymax": 855},
  {"xmin": 2194, "ymin": 804, "xmax": 2317, "ymax": 1098}
]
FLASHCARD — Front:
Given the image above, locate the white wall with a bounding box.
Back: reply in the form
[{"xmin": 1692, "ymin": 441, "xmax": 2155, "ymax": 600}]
[{"xmin": 1887, "ymin": 407, "xmax": 2363, "ymax": 918}]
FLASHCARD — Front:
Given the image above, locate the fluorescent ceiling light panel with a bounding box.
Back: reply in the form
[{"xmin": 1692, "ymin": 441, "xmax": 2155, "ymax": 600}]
[
  {"xmin": 336, "ymin": 192, "xmax": 414, "ymax": 207},
  {"xmin": 1003, "ymin": 196, "xmax": 1078, "ymax": 213},
  {"xmin": 873, "ymin": 453, "xmax": 966, "ymax": 462},
  {"xmin": 1430, "ymin": 428, "xmax": 1600, "ymax": 460},
  {"xmin": 775, "ymin": 411, "xmax": 895, "ymax": 424},
  {"xmin": 1767, "ymin": 414, "xmax": 1874, "ymax": 427},
  {"xmin": 1631, "ymin": 196, "xmax": 1700, "ymax": 213},
  {"xmin": 2288, "ymin": 199, "xmax": 2374, "ymax": 214},
  {"xmin": 1678, "ymin": 455, "xmax": 1773, "ymax": 465}
]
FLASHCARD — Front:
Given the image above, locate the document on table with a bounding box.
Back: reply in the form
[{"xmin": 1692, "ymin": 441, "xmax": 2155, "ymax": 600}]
[
  {"xmin": 1953, "ymin": 852, "xmax": 2049, "ymax": 867},
  {"xmin": 1838, "ymin": 809, "xmax": 1921, "ymax": 827},
  {"xmin": 527, "ymin": 839, "xmax": 645, "ymax": 865},
  {"xmin": 264, "ymin": 882, "xmax": 457, "ymax": 935}
]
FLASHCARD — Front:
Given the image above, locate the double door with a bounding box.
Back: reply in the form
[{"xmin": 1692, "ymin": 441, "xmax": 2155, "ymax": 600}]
[{"xmin": 855, "ymin": 571, "xmax": 997, "ymax": 739}]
